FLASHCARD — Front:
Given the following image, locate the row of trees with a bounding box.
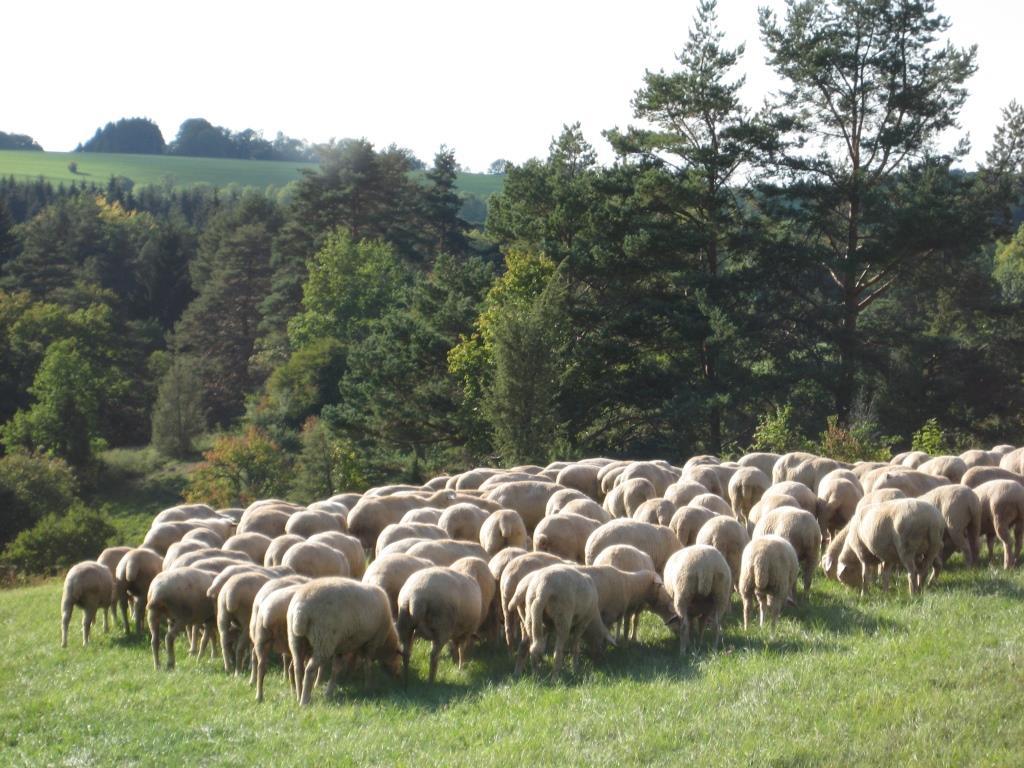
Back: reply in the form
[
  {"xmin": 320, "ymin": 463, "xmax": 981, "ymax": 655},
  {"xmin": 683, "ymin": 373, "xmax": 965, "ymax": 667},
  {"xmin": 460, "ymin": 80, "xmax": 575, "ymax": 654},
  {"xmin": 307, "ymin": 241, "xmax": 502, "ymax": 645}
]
[
  {"xmin": 2, "ymin": 0, "xmax": 1024, "ymax": 537},
  {"xmin": 76, "ymin": 117, "xmax": 318, "ymax": 162}
]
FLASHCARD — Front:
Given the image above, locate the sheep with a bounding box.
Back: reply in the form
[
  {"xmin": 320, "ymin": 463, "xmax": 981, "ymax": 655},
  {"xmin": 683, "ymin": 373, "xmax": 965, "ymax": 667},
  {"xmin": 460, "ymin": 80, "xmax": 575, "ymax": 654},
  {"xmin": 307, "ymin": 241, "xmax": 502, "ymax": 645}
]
[
  {"xmin": 235, "ymin": 506, "xmax": 293, "ymax": 538},
  {"xmin": 973, "ymin": 480, "xmax": 1024, "ymax": 568},
  {"xmin": 162, "ymin": 539, "xmax": 207, "ymax": 570},
  {"xmin": 747, "ymin": 493, "xmax": 799, "ymax": 528},
  {"xmin": 632, "ymin": 498, "xmax": 677, "ymax": 526},
  {"xmin": 142, "ymin": 522, "xmax": 197, "ymax": 556},
  {"xmin": 362, "ymin": 553, "xmax": 436, "ymax": 618},
  {"xmin": 663, "ymin": 480, "xmax": 710, "ymax": 508},
  {"xmin": 216, "ymin": 569, "xmax": 282, "ymax": 674},
  {"xmin": 920, "ymin": 484, "xmax": 982, "ymax": 566},
  {"xmin": 999, "ymin": 447, "xmax": 1024, "ymax": 475},
  {"xmin": 545, "ymin": 488, "xmax": 590, "ymax": 516},
  {"xmin": 533, "ymin": 512, "xmax": 601, "ymax": 563},
  {"xmin": 401, "ymin": 507, "xmax": 443, "ymax": 525},
  {"xmin": 752, "ymin": 507, "xmax": 822, "ymax": 597},
  {"xmin": 306, "ymin": 532, "xmax": 367, "ymax": 578},
  {"xmin": 222, "ymin": 532, "xmax": 273, "ymax": 565},
  {"xmin": 766, "ymin": 481, "xmax": 816, "ymax": 514},
  {"xmin": 500, "ymin": 551, "xmax": 566, "ymax": 648},
  {"xmin": 438, "ymin": 503, "xmax": 491, "ymax": 542},
  {"xmin": 207, "ymin": 563, "xmax": 276, "ymax": 601},
  {"xmin": 869, "ymin": 468, "xmax": 948, "ymax": 497},
  {"xmin": 556, "ymin": 498, "xmax": 612, "ymax": 524},
  {"xmin": 959, "ymin": 449, "xmax": 1000, "ymax": 469},
  {"xmin": 404, "ymin": 538, "xmax": 488, "ymax": 566},
  {"xmin": 181, "ymin": 527, "xmax": 225, "ymax": 548},
  {"xmin": 593, "ymin": 544, "xmax": 656, "ymax": 573},
  {"xmin": 190, "ymin": 556, "xmax": 258, "ymax": 575},
  {"xmin": 60, "ymin": 561, "xmax": 115, "ymax": 647},
  {"xmin": 584, "ymin": 519, "xmax": 682, "ymax": 572},
  {"xmin": 962, "ymin": 466, "xmax": 1024, "ymax": 489},
  {"xmin": 610, "ymin": 477, "xmax": 659, "ymax": 518},
  {"xmin": 346, "ymin": 489, "xmax": 449, "ymax": 550},
  {"xmin": 820, "ymin": 523, "xmax": 863, "ymax": 589},
  {"xmin": 479, "ymin": 509, "xmax": 529, "ymax": 555},
  {"xmin": 281, "ymin": 541, "xmax": 350, "ymax": 578},
  {"xmin": 681, "ymin": 464, "xmax": 725, "ymax": 497},
  {"xmin": 451, "ymin": 556, "xmax": 499, "ymax": 642},
  {"xmin": 488, "ymin": 547, "xmax": 529, "ymax": 584},
  {"xmin": 263, "ymin": 534, "xmax": 304, "ymax": 566},
  {"xmin": 689, "ymin": 493, "xmax": 733, "ymax": 518},
  {"xmin": 851, "ymin": 461, "xmax": 887, "ymax": 479},
  {"xmin": 375, "ymin": 523, "xmax": 447, "ymax": 557},
  {"xmin": 114, "ymin": 547, "xmax": 163, "ymax": 634},
  {"xmin": 855, "ymin": 488, "xmax": 906, "ymax": 513},
  {"xmin": 578, "ymin": 565, "xmax": 667, "ymax": 644},
  {"xmin": 450, "ymin": 468, "xmax": 500, "ymax": 490},
  {"xmin": 329, "ymin": 492, "xmax": 363, "ymax": 509},
  {"xmin": 616, "ymin": 461, "xmax": 678, "ymax": 496},
  {"xmin": 669, "ymin": 506, "xmax": 719, "ymax": 547},
  {"xmin": 170, "ymin": 548, "xmax": 253, "ymax": 569},
  {"xmin": 739, "ymin": 535, "xmax": 799, "ymax": 629},
  {"xmin": 151, "ymin": 503, "xmax": 217, "ymax": 524},
  {"xmin": 517, "ymin": 564, "xmax": 615, "ymax": 678},
  {"xmin": 397, "ymin": 567, "xmax": 482, "ymax": 684},
  {"xmin": 662, "ymin": 545, "xmax": 732, "ymax": 654},
  {"xmin": 728, "ymin": 466, "xmax": 770, "ymax": 523},
  {"xmin": 771, "ymin": 451, "xmax": 819, "ymax": 485},
  {"xmin": 843, "ymin": 498, "xmax": 944, "ymax": 594},
  {"xmin": 815, "ymin": 475, "xmax": 863, "ymax": 540},
  {"xmin": 597, "ymin": 461, "xmax": 630, "ymax": 495},
  {"xmin": 147, "ymin": 566, "xmax": 217, "ymax": 670},
  {"xmin": 695, "ymin": 516, "xmax": 750, "ymax": 590},
  {"xmin": 378, "ymin": 537, "xmax": 433, "ymax": 557},
  {"xmin": 96, "ymin": 546, "xmax": 131, "ymax": 632},
  {"xmin": 556, "ymin": 463, "xmax": 602, "ymax": 500},
  {"xmin": 285, "ymin": 509, "xmax": 345, "ymax": 538},
  {"xmin": 737, "ymin": 452, "xmax": 781, "ymax": 478},
  {"xmin": 484, "ymin": 480, "xmax": 563, "ymax": 534},
  {"xmin": 788, "ymin": 457, "xmax": 843, "ymax": 493},
  {"xmin": 289, "ymin": 579, "xmax": 402, "ymax": 705},
  {"xmin": 918, "ymin": 456, "xmax": 967, "ymax": 484},
  {"xmin": 252, "ymin": 582, "xmax": 306, "ymax": 702}
]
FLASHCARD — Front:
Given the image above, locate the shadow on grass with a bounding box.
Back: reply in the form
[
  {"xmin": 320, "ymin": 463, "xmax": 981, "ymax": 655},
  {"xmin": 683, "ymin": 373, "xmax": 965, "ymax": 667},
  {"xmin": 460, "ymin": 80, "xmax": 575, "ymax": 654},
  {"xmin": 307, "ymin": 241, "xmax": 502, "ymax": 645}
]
[{"xmin": 789, "ymin": 590, "xmax": 905, "ymax": 636}]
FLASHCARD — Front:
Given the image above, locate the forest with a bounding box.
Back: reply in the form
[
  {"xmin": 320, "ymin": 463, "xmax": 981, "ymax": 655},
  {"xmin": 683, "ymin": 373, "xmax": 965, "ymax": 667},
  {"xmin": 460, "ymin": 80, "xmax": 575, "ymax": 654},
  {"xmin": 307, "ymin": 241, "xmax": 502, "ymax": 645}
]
[{"xmin": 2, "ymin": 0, "xmax": 1024, "ymax": 570}]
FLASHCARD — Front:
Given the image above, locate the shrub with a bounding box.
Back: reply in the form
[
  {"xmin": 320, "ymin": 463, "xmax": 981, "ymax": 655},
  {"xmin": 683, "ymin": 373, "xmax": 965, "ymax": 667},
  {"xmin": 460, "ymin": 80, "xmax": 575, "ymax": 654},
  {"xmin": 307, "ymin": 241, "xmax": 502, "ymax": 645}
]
[
  {"xmin": 817, "ymin": 416, "xmax": 894, "ymax": 463},
  {"xmin": 184, "ymin": 427, "xmax": 292, "ymax": 508},
  {"xmin": 750, "ymin": 405, "xmax": 812, "ymax": 454},
  {"xmin": 911, "ymin": 418, "xmax": 949, "ymax": 456},
  {"xmin": 289, "ymin": 417, "xmax": 368, "ymax": 503},
  {"xmin": 1, "ymin": 504, "xmax": 116, "ymax": 575},
  {"xmin": 0, "ymin": 451, "xmax": 78, "ymax": 546}
]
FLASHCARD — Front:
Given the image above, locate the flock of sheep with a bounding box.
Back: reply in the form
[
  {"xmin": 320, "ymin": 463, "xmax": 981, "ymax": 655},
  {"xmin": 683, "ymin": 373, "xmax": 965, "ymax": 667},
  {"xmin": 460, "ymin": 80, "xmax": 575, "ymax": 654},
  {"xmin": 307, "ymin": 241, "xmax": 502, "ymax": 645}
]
[{"xmin": 58, "ymin": 445, "xmax": 1024, "ymax": 705}]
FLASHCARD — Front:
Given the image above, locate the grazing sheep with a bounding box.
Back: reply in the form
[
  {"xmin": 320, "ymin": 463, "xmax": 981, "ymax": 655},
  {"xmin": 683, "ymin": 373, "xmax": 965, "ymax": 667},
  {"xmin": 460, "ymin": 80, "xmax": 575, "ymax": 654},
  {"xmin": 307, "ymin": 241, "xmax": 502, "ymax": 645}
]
[
  {"xmin": 578, "ymin": 565, "xmax": 666, "ymax": 643},
  {"xmin": 263, "ymin": 534, "xmax": 304, "ymax": 566},
  {"xmin": 616, "ymin": 461, "xmax": 678, "ymax": 496},
  {"xmin": 962, "ymin": 466, "xmax": 1024, "ymax": 489},
  {"xmin": 680, "ymin": 464, "xmax": 724, "ymax": 498},
  {"xmin": 190, "ymin": 556, "xmax": 258, "ymax": 575},
  {"xmin": 960, "ymin": 449, "xmax": 1000, "ymax": 470},
  {"xmin": 142, "ymin": 522, "xmax": 197, "ymax": 556},
  {"xmin": 96, "ymin": 546, "xmax": 131, "ymax": 631},
  {"xmin": 737, "ymin": 452, "xmax": 781, "ymax": 478},
  {"xmin": 484, "ymin": 480, "xmax": 562, "ymax": 534},
  {"xmin": 973, "ymin": 480, "xmax": 1024, "ymax": 568},
  {"xmin": 999, "ymin": 447, "xmax": 1024, "ymax": 475},
  {"xmin": 593, "ymin": 544, "xmax": 656, "ymax": 574},
  {"xmin": 739, "ymin": 535, "xmax": 799, "ymax": 629},
  {"xmin": 788, "ymin": 457, "xmax": 843, "ymax": 494},
  {"xmin": 920, "ymin": 484, "xmax": 982, "ymax": 566},
  {"xmin": 851, "ymin": 461, "xmax": 887, "ymax": 480},
  {"xmin": 632, "ymin": 498, "xmax": 676, "ymax": 526},
  {"xmin": 598, "ymin": 462, "xmax": 630, "ymax": 495},
  {"xmin": 728, "ymin": 467, "xmax": 770, "ymax": 523},
  {"xmin": 375, "ymin": 523, "xmax": 447, "ymax": 557},
  {"xmin": 752, "ymin": 507, "xmax": 822, "ymax": 597},
  {"xmin": 662, "ymin": 546, "xmax": 732, "ymax": 654},
  {"xmin": 918, "ymin": 456, "xmax": 968, "ymax": 484},
  {"xmin": 307, "ymin": 532, "xmax": 367, "ymax": 578},
  {"xmin": 170, "ymin": 548, "xmax": 253, "ymax": 569},
  {"xmin": 534, "ymin": 512, "xmax": 601, "ymax": 563},
  {"xmin": 815, "ymin": 475, "xmax": 863, "ymax": 540},
  {"xmin": 181, "ymin": 527, "xmax": 225, "ymax": 548},
  {"xmin": 767, "ymin": 481, "xmax": 816, "ymax": 514},
  {"xmin": 603, "ymin": 478, "xmax": 657, "ymax": 519},
  {"xmin": 222, "ymin": 532, "xmax": 273, "ymax": 565},
  {"xmin": 669, "ymin": 506, "xmax": 719, "ymax": 547},
  {"xmin": 869, "ymin": 468, "xmax": 948, "ymax": 497},
  {"xmin": 544, "ymin": 488, "xmax": 591, "ymax": 517},
  {"xmin": 664, "ymin": 480, "xmax": 710, "ymax": 508},
  {"xmin": 289, "ymin": 579, "xmax": 402, "ymax": 705},
  {"xmin": 771, "ymin": 452, "xmax": 819, "ymax": 485},
  {"xmin": 500, "ymin": 551, "xmax": 567, "ymax": 648},
  {"xmin": 855, "ymin": 488, "xmax": 906, "ymax": 514},
  {"xmin": 695, "ymin": 516, "xmax": 750, "ymax": 590},
  {"xmin": 747, "ymin": 493, "xmax": 799, "ymax": 529},
  {"xmin": 346, "ymin": 489, "xmax": 448, "ymax": 551},
  {"xmin": 252, "ymin": 582, "xmax": 306, "ymax": 702},
  {"xmin": 689, "ymin": 493, "xmax": 733, "ymax": 518},
  {"xmin": 557, "ymin": 498, "xmax": 612, "ymax": 524},
  {"xmin": 843, "ymin": 498, "xmax": 944, "ymax": 594},
  {"xmin": 894, "ymin": 451, "xmax": 931, "ymax": 469},
  {"xmin": 405, "ymin": 538, "xmax": 488, "ymax": 566},
  {"xmin": 479, "ymin": 509, "xmax": 529, "ymax": 555},
  {"xmin": 488, "ymin": 547, "xmax": 529, "ymax": 584},
  {"xmin": 235, "ymin": 506, "xmax": 293, "ymax": 538},
  {"xmin": 207, "ymin": 563, "xmax": 275, "ymax": 601},
  {"xmin": 519, "ymin": 564, "xmax": 615, "ymax": 678},
  {"xmin": 556, "ymin": 464, "xmax": 602, "ymax": 500},
  {"xmin": 397, "ymin": 567, "xmax": 482, "ymax": 684},
  {"xmin": 820, "ymin": 523, "xmax": 863, "ymax": 589},
  {"xmin": 281, "ymin": 541, "xmax": 350, "ymax": 578},
  {"xmin": 115, "ymin": 547, "xmax": 163, "ymax": 634},
  {"xmin": 147, "ymin": 566, "xmax": 217, "ymax": 670},
  {"xmin": 451, "ymin": 556, "xmax": 499, "ymax": 642},
  {"xmin": 60, "ymin": 561, "xmax": 115, "ymax": 647},
  {"xmin": 439, "ymin": 503, "xmax": 491, "ymax": 542},
  {"xmin": 362, "ymin": 554, "xmax": 436, "ymax": 618},
  {"xmin": 151, "ymin": 504, "xmax": 217, "ymax": 524},
  {"xmin": 162, "ymin": 539, "xmax": 207, "ymax": 570},
  {"xmin": 329, "ymin": 492, "xmax": 363, "ymax": 509},
  {"xmin": 401, "ymin": 507, "xmax": 443, "ymax": 525},
  {"xmin": 285, "ymin": 509, "xmax": 344, "ymax": 538},
  {"xmin": 584, "ymin": 519, "xmax": 682, "ymax": 572},
  {"xmin": 216, "ymin": 570, "xmax": 281, "ymax": 673}
]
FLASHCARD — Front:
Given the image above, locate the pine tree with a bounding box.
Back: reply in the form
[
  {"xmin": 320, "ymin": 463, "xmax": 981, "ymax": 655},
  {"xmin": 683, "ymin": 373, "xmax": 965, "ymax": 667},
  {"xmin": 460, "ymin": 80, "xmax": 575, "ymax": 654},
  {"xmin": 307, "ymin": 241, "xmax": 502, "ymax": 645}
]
[{"xmin": 151, "ymin": 352, "xmax": 206, "ymax": 457}]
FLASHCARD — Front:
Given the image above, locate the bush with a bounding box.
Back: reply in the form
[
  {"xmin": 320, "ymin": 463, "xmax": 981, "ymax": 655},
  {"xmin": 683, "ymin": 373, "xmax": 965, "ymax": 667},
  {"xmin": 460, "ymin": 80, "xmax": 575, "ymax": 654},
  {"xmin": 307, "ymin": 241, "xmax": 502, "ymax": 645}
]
[
  {"xmin": 184, "ymin": 427, "xmax": 292, "ymax": 508},
  {"xmin": 1, "ymin": 504, "xmax": 116, "ymax": 575},
  {"xmin": 816, "ymin": 416, "xmax": 894, "ymax": 463},
  {"xmin": 0, "ymin": 451, "xmax": 79, "ymax": 546},
  {"xmin": 750, "ymin": 405, "xmax": 812, "ymax": 454},
  {"xmin": 911, "ymin": 418, "xmax": 949, "ymax": 456},
  {"xmin": 289, "ymin": 417, "xmax": 368, "ymax": 503}
]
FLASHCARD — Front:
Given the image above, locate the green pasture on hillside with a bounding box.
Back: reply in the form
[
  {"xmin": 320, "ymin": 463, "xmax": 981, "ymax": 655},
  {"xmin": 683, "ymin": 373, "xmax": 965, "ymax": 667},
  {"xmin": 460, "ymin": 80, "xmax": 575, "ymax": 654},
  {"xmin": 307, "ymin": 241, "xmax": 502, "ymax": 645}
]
[
  {"xmin": 2, "ymin": 562, "xmax": 1022, "ymax": 767},
  {"xmin": 0, "ymin": 150, "xmax": 504, "ymax": 197}
]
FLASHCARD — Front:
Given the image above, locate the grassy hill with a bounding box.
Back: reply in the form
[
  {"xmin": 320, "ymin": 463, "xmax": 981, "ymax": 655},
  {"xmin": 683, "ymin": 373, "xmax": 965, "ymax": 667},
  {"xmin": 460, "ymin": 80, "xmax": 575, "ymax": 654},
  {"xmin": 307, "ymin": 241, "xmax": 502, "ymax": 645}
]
[
  {"xmin": 0, "ymin": 150, "xmax": 504, "ymax": 197},
  {"xmin": 1, "ymin": 560, "xmax": 1021, "ymax": 766}
]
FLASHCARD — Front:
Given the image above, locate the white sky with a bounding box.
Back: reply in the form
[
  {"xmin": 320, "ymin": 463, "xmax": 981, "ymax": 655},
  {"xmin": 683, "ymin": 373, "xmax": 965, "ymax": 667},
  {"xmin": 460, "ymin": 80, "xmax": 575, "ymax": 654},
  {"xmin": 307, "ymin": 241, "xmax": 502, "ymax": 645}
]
[{"xmin": 3, "ymin": 0, "xmax": 1021, "ymax": 171}]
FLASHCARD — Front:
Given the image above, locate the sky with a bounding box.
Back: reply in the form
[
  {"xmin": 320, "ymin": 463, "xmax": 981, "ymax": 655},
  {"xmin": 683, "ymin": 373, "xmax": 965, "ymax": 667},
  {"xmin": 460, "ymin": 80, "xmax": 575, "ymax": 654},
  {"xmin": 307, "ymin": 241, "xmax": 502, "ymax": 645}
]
[{"xmin": 3, "ymin": 0, "xmax": 1022, "ymax": 171}]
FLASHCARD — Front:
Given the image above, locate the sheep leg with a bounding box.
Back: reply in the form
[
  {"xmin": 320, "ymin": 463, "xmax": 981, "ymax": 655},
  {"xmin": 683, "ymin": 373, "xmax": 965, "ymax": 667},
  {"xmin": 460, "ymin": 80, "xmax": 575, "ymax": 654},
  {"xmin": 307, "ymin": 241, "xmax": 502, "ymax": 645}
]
[
  {"xmin": 1013, "ymin": 522, "xmax": 1024, "ymax": 569},
  {"xmin": 135, "ymin": 598, "xmax": 146, "ymax": 635},
  {"xmin": 985, "ymin": 534, "xmax": 995, "ymax": 564},
  {"xmin": 550, "ymin": 615, "xmax": 571, "ymax": 680},
  {"xmin": 234, "ymin": 628, "xmax": 251, "ymax": 676},
  {"xmin": 677, "ymin": 615, "xmax": 690, "ymax": 656},
  {"xmin": 166, "ymin": 618, "xmax": 187, "ymax": 670},
  {"xmin": 299, "ymin": 656, "xmax": 320, "ymax": 706},
  {"xmin": 325, "ymin": 656, "xmax": 343, "ymax": 700},
  {"xmin": 741, "ymin": 597, "xmax": 750, "ymax": 630},
  {"xmin": 995, "ymin": 520, "xmax": 1015, "ymax": 569},
  {"xmin": 801, "ymin": 561, "xmax": 812, "ymax": 598},
  {"xmin": 82, "ymin": 606, "xmax": 97, "ymax": 646},
  {"xmin": 255, "ymin": 643, "xmax": 268, "ymax": 703},
  {"xmin": 219, "ymin": 612, "xmax": 235, "ymax": 673},
  {"xmin": 148, "ymin": 609, "xmax": 162, "ymax": 669},
  {"xmin": 859, "ymin": 561, "xmax": 873, "ymax": 598},
  {"xmin": 61, "ymin": 598, "xmax": 73, "ymax": 649},
  {"xmin": 630, "ymin": 612, "xmax": 640, "ymax": 643},
  {"xmin": 118, "ymin": 592, "xmax": 130, "ymax": 634},
  {"xmin": 428, "ymin": 639, "xmax": 444, "ymax": 683},
  {"xmin": 948, "ymin": 526, "xmax": 972, "ymax": 568},
  {"xmin": 710, "ymin": 613, "xmax": 722, "ymax": 651},
  {"xmin": 102, "ymin": 606, "xmax": 109, "ymax": 634}
]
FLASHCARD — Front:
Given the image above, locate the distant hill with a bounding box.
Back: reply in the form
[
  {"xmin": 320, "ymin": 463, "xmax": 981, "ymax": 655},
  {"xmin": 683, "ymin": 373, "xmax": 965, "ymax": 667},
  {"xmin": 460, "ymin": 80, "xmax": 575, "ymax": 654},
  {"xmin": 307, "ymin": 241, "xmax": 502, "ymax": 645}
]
[{"xmin": 0, "ymin": 149, "xmax": 504, "ymax": 199}]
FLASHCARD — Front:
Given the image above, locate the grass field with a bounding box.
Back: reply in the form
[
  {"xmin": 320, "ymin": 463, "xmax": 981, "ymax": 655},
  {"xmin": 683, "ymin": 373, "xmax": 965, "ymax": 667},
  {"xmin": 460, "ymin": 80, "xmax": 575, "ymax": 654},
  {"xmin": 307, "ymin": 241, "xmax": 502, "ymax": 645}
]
[
  {"xmin": 1, "ymin": 559, "xmax": 1021, "ymax": 767},
  {"xmin": 0, "ymin": 150, "xmax": 504, "ymax": 198}
]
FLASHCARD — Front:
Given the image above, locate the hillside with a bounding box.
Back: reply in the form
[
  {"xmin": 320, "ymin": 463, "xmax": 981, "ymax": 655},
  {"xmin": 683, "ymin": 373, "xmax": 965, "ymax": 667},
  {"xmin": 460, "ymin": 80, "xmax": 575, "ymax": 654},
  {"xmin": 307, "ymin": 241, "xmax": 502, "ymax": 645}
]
[{"xmin": 0, "ymin": 150, "xmax": 504, "ymax": 197}]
